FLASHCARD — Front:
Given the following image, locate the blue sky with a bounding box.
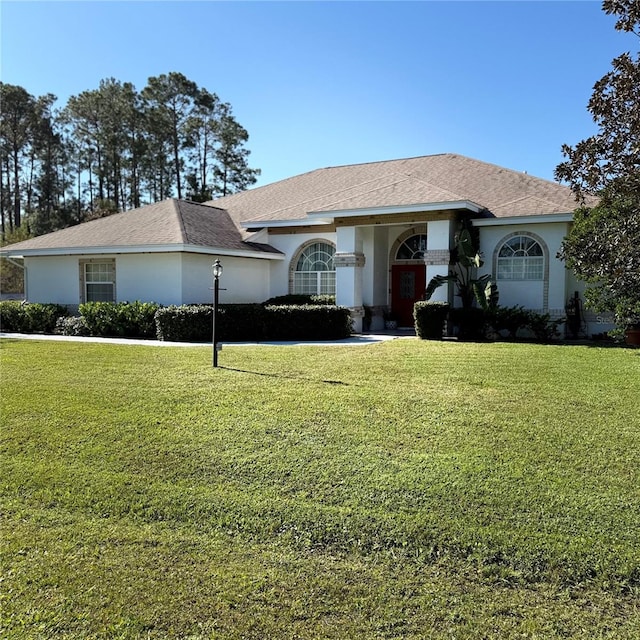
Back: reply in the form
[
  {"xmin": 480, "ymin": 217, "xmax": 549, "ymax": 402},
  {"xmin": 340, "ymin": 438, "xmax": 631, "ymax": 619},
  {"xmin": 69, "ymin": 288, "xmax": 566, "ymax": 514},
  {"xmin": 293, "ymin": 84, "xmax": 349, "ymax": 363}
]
[{"xmin": 1, "ymin": 1, "xmax": 636, "ymax": 188}]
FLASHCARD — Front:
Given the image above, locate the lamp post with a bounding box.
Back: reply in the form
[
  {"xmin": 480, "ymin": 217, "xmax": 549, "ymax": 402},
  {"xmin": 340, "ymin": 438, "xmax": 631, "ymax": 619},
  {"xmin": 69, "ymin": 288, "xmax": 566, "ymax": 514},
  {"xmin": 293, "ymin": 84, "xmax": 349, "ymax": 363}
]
[{"xmin": 212, "ymin": 259, "xmax": 223, "ymax": 367}]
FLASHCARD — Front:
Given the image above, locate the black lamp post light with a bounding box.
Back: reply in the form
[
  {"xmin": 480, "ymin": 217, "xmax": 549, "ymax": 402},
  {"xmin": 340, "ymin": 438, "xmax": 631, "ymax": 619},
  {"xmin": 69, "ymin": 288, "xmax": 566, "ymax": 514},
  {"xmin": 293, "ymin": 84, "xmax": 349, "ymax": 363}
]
[{"xmin": 212, "ymin": 259, "xmax": 223, "ymax": 367}]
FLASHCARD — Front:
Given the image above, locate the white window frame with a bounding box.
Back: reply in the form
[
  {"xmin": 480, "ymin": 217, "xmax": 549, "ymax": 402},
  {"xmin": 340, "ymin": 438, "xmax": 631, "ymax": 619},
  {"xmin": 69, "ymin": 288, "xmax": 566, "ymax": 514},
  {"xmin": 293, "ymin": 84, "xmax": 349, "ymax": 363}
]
[
  {"xmin": 290, "ymin": 241, "xmax": 336, "ymax": 296},
  {"xmin": 497, "ymin": 235, "xmax": 544, "ymax": 281},
  {"xmin": 79, "ymin": 259, "xmax": 116, "ymax": 303}
]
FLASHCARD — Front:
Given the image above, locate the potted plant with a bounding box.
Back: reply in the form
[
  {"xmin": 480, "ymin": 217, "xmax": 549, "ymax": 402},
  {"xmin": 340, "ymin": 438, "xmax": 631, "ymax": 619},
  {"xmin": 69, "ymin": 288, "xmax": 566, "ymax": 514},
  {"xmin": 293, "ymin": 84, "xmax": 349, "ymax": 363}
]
[
  {"xmin": 383, "ymin": 309, "xmax": 398, "ymax": 330},
  {"xmin": 619, "ymin": 300, "xmax": 640, "ymax": 346},
  {"xmin": 363, "ymin": 305, "xmax": 372, "ymax": 332}
]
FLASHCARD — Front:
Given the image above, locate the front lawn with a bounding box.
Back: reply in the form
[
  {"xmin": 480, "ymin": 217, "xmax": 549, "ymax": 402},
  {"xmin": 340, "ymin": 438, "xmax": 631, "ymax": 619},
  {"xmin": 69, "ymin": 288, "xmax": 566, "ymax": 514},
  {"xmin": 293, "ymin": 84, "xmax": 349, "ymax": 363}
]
[{"xmin": 1, "ymin": 338, "xmax": 639, "ymax": 638}]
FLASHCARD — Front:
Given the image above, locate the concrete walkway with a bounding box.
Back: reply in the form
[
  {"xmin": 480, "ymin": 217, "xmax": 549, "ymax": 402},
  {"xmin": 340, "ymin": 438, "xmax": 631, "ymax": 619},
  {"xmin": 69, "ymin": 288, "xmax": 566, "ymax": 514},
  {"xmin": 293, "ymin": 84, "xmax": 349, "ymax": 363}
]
[{"xmin": 0, "ymin": 330, "xmax": 415, "ymax": 348}]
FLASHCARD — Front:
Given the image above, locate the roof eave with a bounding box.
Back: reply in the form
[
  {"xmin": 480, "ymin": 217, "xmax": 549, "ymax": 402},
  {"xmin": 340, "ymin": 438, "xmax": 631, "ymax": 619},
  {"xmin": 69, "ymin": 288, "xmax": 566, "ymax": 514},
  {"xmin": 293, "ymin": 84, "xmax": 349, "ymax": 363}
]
[
  {"xmin": 473, "ymin": 212, "xmax": 574, "ymax": 226},
  {"xmin": 0, "ymin": 243, "xmax": 285, "ymax": 260},
  {"xmin": 242, "ymin": 218, "xmax": 334, "ymax": 231},
  {"xmin": 307, "ymin": 200, "xmax": 485, "ymax": 219},
  {"xmin": 241, "ymin": 201, "xmax": 485, "ymax": 230}
]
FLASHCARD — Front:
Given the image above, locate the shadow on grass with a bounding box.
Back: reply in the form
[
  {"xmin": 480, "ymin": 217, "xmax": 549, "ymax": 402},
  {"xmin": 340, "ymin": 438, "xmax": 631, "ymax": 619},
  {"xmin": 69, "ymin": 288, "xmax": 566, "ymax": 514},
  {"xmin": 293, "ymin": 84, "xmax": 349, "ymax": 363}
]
[{"xmin": 219, "ymin": 366, "xmax": 350, "ymax": 386}]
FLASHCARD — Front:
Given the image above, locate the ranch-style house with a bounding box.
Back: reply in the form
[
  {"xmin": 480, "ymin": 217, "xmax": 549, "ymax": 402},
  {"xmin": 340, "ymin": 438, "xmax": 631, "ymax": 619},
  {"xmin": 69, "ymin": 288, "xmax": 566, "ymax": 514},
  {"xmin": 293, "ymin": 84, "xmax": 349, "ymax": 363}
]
[{"xmin": 0, "ymin": 153, "xmax": 607, "ymax": 335}]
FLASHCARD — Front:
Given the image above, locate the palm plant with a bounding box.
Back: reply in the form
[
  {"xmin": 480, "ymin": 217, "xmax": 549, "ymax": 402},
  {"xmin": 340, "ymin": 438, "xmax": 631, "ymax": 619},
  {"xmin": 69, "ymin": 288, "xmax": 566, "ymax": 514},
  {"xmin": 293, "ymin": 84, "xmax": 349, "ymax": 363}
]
[{"xmin": 425, "ymin": 221, "xmax": 498, "ymax": 310}]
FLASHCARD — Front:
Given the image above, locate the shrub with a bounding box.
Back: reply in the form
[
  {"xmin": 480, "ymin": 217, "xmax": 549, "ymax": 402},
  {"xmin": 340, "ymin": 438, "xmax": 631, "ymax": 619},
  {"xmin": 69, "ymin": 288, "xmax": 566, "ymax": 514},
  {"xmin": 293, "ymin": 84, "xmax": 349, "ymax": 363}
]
[
  {"xmin": 484, "ymin": 306, "xmax": 565, "ymax": 342},
  {"xmin": 0, "ymin": 301, "xmax": 24, "ymax": 332},
  {"xmin": 263, "ymin": 305, "xmax": 352, "ymax": 341},
  {"xmin": 25, "ymin": 303, "xmax": 70, "ymax": 333},
  {"xmin": 526, "ymin": 310, "xmax": 565, "ymax": 342},
  {"xmin": 155, "ymin": 304, "xmax": 352, "ymax": 342},
  {"xmin": 0, "ymin": 301, "xmax": 68, "ymax": 333},
  {"xmin": 449, "ymin": 307, "xmax": 487, "ymax": 341},
  {"xmin": 154, "ymin": 304, "xmax": 265, "ymax": 342},
  {"xmin": 263, "ymin": 294, "xmax": 336, "ymax": 306},
  {"xmin": 217, "ymin": 304, "xmax": 265, "ymax": 341},
  {"xmin": 79, "ymin": 301, "xmax": 160, "ymax": 338},
  {"xmin": 155, "ymin": 305, "xmax": 212, "ymax": 342},
  {"xmin": 55, "ymin": 316, "xmax": 91, "ymax": 336},
  {"xmin": 485, "ymin": 305, "xmax": 531, "ymax": 339},
  {"xmin": 414, "ymin": 301, "xmax": 449, "ymax": 340}
]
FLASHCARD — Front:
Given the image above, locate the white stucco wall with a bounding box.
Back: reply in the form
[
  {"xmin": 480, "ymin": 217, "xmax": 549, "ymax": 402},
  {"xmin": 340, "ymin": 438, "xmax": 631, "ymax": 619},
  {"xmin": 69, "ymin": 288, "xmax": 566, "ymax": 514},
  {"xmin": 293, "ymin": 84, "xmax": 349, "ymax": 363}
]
[
  {"xmin": 264, "ymin": 221, "xmax": 456, "ymax": 311},
  {"xmin": 117, "ymin": 253, "xmax": 183, "ymax": 305},
  {"xmin": 425, "ymin": 220, "xmax": 453, "ymax": 304},
  {"xmin": 24, "ymin": 255, "xmax": 81, "ymax": 305},
  {"xmin": 23, "ymin": 251, "xmax": 273, "ymax": 308},
  {"xmin": 426, "ymin": 220, "xmax": 451, "ymax": 251},
  {"xmin": 24, "ymin": 253, "xmax": 185, "ymax": 307},
  {"xmin": 182, "ymin": 254, "xmax": 272, "ymax": 304},
  {"xmin": 478, "ymin": 223, "xmax": 570, "ymax": 314}
]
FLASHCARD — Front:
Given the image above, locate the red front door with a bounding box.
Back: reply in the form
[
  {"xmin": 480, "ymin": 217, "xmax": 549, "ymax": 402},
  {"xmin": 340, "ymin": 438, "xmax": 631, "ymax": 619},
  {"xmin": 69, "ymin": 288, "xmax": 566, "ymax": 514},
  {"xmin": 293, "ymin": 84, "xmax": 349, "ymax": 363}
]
[{"xmin": 391, "ymin": 265, "xmax": 426, "ymax": 327}]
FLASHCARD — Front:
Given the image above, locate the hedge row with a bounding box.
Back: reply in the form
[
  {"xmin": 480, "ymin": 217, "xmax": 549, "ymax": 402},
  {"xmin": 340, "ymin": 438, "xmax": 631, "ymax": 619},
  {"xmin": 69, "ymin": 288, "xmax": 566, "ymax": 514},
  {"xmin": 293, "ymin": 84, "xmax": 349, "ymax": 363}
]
[
  {"xmin": 263, "ymin": 294, "xmax": 336, "ymax": 306},
  {"xmin": 155, "ymin": 304, "xmax": 265, "ymax": 342},
  {"xmin": 155, "ymin": 304, "xmax": 352, "ymax": 342},
  {"xmin": 0, "ymin": 301, "xmax": 69, "ymax": 333},
  {"xmin": 37, "ymin": 301, "xmax": 352, "ymax": 342}
]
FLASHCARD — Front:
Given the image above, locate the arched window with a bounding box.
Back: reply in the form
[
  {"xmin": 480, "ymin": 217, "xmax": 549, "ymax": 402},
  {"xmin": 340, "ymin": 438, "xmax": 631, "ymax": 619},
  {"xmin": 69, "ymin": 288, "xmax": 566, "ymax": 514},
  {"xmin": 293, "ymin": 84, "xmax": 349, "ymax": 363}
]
[
  {"xmin": 497, "ymin": 235, "xmax": 544, "ymax": 280},
  {"xmin": 396, "ymin": 234, "xmax": 428, "ymax": 260},
  {"xmin": 292, "ymin": 241, "xmax": 336, "ymax": 294}
]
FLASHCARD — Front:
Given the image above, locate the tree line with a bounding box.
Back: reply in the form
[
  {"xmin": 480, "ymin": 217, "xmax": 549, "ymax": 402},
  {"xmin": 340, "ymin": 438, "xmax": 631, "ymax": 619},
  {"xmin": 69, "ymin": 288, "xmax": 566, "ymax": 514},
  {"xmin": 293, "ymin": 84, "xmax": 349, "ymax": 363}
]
[{"xmin": 0, "ymin": 72, "xmax": 260, "ymax": 238}]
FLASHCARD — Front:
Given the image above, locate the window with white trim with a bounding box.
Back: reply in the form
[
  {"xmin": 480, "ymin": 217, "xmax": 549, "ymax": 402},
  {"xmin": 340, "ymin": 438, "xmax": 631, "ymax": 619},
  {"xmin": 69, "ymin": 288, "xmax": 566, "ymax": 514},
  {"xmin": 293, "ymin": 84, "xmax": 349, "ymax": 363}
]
[
  {"xmin": 497, "ymin": 236, "xmax": 544, "ymax": 280},
  {"xmin": 83, "ymin": 261, "xmax": 116, "ymax": 302},
  {"xmin": 292, "ymin": 242, "xmax": 336, "ymax": 295},
  {"xmin": 396, "ymin": 234, "xmax": 428, "ymax": 260}
]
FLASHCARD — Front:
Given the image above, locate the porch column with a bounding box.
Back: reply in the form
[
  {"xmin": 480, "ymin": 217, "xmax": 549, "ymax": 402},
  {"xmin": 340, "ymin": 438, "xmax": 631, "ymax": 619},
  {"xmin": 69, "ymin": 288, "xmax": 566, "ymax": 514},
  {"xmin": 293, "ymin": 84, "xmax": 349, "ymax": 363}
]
[
  {"xmin": 335, "ymin": 226, "xmax": 366, "ymax": 332},
  {"xmin": 425, "ymin": 219, "xmax": 454, "ymax": 304},
  {"xmin": 363, "ymin": 227, "xmax": 388, "ymax": 331}
]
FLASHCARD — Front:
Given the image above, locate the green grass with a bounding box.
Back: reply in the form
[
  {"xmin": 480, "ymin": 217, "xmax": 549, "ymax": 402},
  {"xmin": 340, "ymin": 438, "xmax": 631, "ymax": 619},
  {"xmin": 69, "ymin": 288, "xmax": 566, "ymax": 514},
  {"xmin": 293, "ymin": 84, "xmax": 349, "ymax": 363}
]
[{"xmin": 1, "ymin": 338, "xmax": 639, "ymax": 639}]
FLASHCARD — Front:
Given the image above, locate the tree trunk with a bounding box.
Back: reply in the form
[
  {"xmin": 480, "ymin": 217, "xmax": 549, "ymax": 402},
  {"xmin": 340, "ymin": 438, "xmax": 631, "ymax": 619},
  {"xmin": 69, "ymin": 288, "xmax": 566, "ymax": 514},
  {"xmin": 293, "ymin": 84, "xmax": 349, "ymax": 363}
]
[
  {"xmin": 173, "ymin": 118, "xmax": 181, "ymax": 199},
  {"xmin": 12, "ymin": 146, "xmax": 21, "ymax": 229},
  {"xmin": 0, "ymin": 157, "xmax": 5, "ymax": 237}
]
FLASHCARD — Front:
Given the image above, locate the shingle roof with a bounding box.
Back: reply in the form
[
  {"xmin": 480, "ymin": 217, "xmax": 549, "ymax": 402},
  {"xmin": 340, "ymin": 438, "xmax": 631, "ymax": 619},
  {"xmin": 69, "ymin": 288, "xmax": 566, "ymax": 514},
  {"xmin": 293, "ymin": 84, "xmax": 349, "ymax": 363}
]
[
  {"xmin": 2, "ymin": 153, "xmax": 588, "ymax": 256},
  {"xmin": 208, "ymin": 153, "xmax": 586, "ymax": 225},
  {"xmin": 1, "ymin": 199, "xmax": 278, "ymax": 255}
]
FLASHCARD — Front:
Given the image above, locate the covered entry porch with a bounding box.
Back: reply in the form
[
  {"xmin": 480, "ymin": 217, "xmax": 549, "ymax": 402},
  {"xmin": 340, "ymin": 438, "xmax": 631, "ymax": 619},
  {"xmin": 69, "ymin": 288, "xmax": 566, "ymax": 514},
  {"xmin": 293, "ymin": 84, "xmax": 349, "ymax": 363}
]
[{"xmin": 314, "ymin": 202, "xmax": 482, "ymax": 333}]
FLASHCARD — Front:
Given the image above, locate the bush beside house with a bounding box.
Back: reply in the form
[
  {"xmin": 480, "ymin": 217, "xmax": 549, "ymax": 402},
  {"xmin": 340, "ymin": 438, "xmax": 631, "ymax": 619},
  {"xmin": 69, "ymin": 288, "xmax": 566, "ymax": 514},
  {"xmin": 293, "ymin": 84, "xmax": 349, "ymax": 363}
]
[
  {"xmin": 414, "ymin": 302, "xmax": 449, "ymax": 340},
  {"xmin": 156, "ymin": 304, "xmax": 352, "ymax": 342},
  {"xmin": 262, "ymin": 305, "xmax": 352, "ymax": 341},
  {"xmin": 413, "ymin": 302, "xmax": 565, "ymax": 343},
  {"xmin": 1, "ymin": 299, "xmax": 351, "ymax": 342},
  {"xmin": 79, "ymin": 301, "xmax": 160, "ymax": 338},
  {"xmin": 0, "ymin": 301, "xmax": 68, "ymax": 333},
  {"xmin": 154, "ymin": 304, "xmax": 266, "ymax": 343},
  {"xmin": 263, "ymin": 294, "xmax": 336, "ymax": 306}
]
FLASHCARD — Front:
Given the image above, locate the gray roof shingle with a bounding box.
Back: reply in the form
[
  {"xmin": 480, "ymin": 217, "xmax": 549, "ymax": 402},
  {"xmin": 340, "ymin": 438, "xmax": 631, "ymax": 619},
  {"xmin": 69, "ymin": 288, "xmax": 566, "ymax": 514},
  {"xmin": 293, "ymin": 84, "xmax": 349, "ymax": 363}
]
[
  {"xmin": 2, "ymin": 199, "xmax": 278, "ymax": 254},
  {"xmin": 2, "ymin": 153, "xmax": 588, "ymax": 255},
  {"xmin": 208, "ymin": 153, "xmax": 586, "ymax": 226}
]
